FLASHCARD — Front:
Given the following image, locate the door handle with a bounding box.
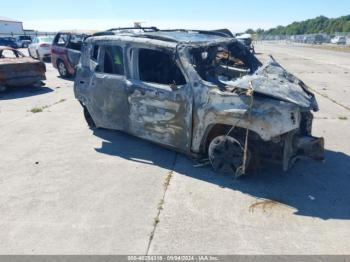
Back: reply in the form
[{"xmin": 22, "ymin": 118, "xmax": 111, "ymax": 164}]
[{"xmin": 79, "ymin": 80, "xmax": 85, "ymax": 84}]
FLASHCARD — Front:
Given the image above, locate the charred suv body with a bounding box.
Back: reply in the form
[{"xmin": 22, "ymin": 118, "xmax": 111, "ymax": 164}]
[{"xmin": 74, "ymin": 28, "xmax": 324, "ymax": 176}]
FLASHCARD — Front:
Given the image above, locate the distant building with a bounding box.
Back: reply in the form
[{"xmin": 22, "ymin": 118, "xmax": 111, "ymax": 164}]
[{"xmin": 0, "ymin": 16, "xmax": 24, "ymax": 37}]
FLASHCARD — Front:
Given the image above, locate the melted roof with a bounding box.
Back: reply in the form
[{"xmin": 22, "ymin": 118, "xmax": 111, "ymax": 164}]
[{"xmin": 143, "ymin": 31, "xmax": 228, "ymax": 43}]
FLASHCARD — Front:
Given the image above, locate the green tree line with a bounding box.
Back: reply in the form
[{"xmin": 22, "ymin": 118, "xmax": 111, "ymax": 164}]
[{"xmin": 246, "ymin": 15, "xmax": 350, "ymax": 35}]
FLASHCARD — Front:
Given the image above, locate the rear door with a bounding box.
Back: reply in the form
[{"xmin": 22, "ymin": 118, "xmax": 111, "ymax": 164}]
[
  {"xmin": 52, "ymin": 33, "xmax": 69, "ymax": 65},
  {"xmin": 66, "ymin": 34, "xmax": 84, "ymax": 67},
  {"xmin": 126, "ymin": 47, "xmax": 193, "ymax": 151},
  {"xmin": 86, "ymin": 43, "xmax": 129, "ymax": 131}
]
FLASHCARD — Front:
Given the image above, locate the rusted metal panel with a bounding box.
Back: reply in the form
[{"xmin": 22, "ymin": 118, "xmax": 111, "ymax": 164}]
[{"xmin": 0, "ymin": 46, "xmax": 46, "ymax": 87}]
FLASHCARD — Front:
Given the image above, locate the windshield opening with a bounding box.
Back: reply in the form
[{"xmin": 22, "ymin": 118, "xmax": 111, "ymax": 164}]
[
  {"xmin": 41, "ymin": 37, "xmax": 54, "ymax": 43},
  {"xmin": 190, "ymin": 41, "xmax": 262, "ymax": 87}
]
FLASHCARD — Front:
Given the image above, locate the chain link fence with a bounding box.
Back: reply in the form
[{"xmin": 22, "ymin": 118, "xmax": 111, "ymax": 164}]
[
  {"xmin": 0, "ymin": 31, "xmax": 57, "ymax": 39},
  {"xmin": 257, "ymin": 32, "xmax": 350, "ymax": 45}
]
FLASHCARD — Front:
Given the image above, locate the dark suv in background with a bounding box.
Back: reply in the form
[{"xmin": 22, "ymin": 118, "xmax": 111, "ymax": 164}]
[
  {"xmin": 51, "ymin": 31, "xmax": 95, "ymax": 78},
  {"xmin": 0, "ymin": 37, "xmax": 18, "ymax": 48}
]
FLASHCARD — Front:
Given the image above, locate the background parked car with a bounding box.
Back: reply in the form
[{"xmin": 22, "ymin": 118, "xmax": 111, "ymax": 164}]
[
  {"xmin": 28, "ymin": 36, "xmax": 54, "ymax": 61},
  {"xmin": 331, "ymin": 36, "xmax": 347, "ymax": 45},
  {"xmin": 51, "ymin": 30, "xmax": 95, "ymax": 78},
  {"xmin": 0, "ymin": 37, "xmax": 18, "ymax": 48},
  {"xmin": 304, "ymin": 34, "xmax": 324, "ymax": 44},
  {"xmin": 0, "ymin": 46, "xmax": 46, "ymax": 92},
  {"xmin": 15, "ymin": 35, "xmax": 32, "ymax": 48},
  {"xmin": 314, "ymin": 34, "xmax": 324, "ymax": 44}
]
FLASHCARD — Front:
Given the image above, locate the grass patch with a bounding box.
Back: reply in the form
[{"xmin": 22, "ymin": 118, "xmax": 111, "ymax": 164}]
[
  {"xmin": 29, "ymin": 99, "xmax": 66, "ymax": 114},
  {"xmin": 54, "ymin": 98, "xmax": 66, "ymax": 104},
  {"xmin": 153, "ymin": 217, "xmax": 160, "ymax": 226},
  {"xmin": 30, "ymin": 107, "xmax": 43, "ymax": 113},
  {"xmin": 338, "ymin": 116, "xmax": 348, "ymax": 120},
  {"xmin": 158, "ymin": 199, "xmax": 164, "ymax": 211},
  {"xmin": 164, "ymin": 171, "xmax": 173, "ymax": 188}
]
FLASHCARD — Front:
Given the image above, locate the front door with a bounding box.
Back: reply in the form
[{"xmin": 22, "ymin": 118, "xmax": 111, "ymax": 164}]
[
  {"xmin": 126, "ymin": 47, "xmax": 193, "ymax": 151},
  {"xmin": 66, "ymin": 34, "xmax": 83, "ymax": 68}
]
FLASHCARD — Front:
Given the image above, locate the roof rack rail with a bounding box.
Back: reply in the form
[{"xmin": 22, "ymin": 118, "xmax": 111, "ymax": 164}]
[
  {"xmin": 160, "ymin": 29, "xmax": 233, "ymax": 38},
  {"xmin": 92, "ymin": 31, "xmax": 115, "ymax": 37},
  {"xmin": 107, "ymin": 26, "xmax": 159, "ymax": 32},
  {"xmin": 91, "ymin": 27, "xmax": 160, "ymax": 37},
  {"xmin": 133, "ymin": 34, "xmax": 178, "ymax": 43}
]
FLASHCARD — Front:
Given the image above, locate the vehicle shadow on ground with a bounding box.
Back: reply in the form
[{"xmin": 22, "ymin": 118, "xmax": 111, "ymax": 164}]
[
  {"xmin": 0, "ymin": 85, "xmax": 54, "ymax": 100},
  {"xmin": 57, "ymin": 76, "xmax": 74, "ymax": 82},
  {"xmin": 93, "ymin": 128, "xmax": 350, "ymax": 220}
]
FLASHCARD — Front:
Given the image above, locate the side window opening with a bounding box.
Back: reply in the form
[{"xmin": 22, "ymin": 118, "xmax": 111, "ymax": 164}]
[
  {"xmin": 55, "ymin": 34, "xmax": 68, "ymax": 46},
  {"xmin": 138, "ymin": 49, "xmax": 186, "ymax": 86},
  {"xmin": 0, "ymin": 50, "xmax": 17, "ymax": 58},
  {"xmin": 102, "ymin": 46, "xmax": 124, "ymax": 75},
  {"xmin": 68, "ymin": 34, "xmax": 84, "ymax": 51},
  {"xmin": 91, "ymin": 45, "xmax": 99, "ymax": 61}
]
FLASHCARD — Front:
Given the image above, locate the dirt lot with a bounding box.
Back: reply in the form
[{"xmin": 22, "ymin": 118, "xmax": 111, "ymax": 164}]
[{"xmin": 0, "ymin": 44, "xmax": 350, "ymax": 255}]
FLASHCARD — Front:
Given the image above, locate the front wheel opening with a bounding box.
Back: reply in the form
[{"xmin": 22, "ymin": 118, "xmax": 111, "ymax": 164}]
[{"xmin": 208, "ymin": 135, "xmax": 250, "ymax": 176}]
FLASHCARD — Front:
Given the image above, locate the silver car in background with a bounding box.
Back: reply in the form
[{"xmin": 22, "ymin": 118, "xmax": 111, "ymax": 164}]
[
  {"xmin": 28, "ymin": 36, "xmax": 54, "ymax": 61},
  {"xmin": 331, "ymin": 36, "xmax": 347, "ymax": 45}
]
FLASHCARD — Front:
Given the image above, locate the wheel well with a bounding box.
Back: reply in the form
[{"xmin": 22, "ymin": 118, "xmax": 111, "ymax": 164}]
[
  {"xmin": 80, "ymin": 102, "xmax": 96, "ymax": 128},
  {"xmin": 57, "ymin": 58, "xmax": 64, "ymax": 67},
  {"xmin": 57, "ymin": 59, "xmax": 70, "ymax": 76},
  {"xmin": 202, "ymin": 124, "xmax": 248, "ymax": 154}
]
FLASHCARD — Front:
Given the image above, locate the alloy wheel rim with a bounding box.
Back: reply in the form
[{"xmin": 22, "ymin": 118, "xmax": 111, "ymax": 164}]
[{"xmin": 59, "ymin": 62, "xmax": 66, "ymax": 76}]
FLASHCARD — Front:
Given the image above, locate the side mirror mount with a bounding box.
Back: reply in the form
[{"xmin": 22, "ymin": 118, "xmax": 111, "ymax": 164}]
[{"xmin": 170, "ymin": 82, "xmax": 178, "ymax": 91}]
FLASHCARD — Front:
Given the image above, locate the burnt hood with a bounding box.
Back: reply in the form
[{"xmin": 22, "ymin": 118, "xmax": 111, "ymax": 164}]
[{"xmin": 227, "ymin": 56, "xmax": 319, "ymax": 111}]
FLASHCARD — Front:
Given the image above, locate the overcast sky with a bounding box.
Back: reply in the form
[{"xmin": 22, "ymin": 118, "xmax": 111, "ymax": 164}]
[{"xmin": 2, "ymin": 0, "xmax": 350, "ymax": 32}]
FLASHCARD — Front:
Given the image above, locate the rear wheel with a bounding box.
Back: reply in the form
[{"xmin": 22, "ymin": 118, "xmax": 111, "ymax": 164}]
[
  {"xmin": 208, "ymin": 135, "xmax": 250, "ymax": 175},
  {"xmin": 57, "ymin": 60, "xmax": 69, "ymax": 78}
]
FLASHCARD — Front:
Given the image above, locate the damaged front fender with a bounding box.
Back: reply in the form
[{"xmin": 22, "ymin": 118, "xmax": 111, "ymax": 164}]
[
  {"xmin": 225, "ymin": 56, "xmax": 319, "ymax": 111},
  {"xmin": 192, "ymin": 88, "xmax": 301, "ymax": 153}
]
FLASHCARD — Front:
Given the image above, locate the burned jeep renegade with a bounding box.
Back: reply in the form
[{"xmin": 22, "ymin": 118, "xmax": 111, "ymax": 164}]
[{"xmin": 74, "ymin": 28, "xmax": 324, "ymax": 177}]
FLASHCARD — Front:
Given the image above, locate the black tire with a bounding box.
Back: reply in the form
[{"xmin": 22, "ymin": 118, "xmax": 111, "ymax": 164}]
[
  {"xmin": 83, "ymin": 106, "xmax": 96, "ymax": 128},
  {"xmin": 208, "ymin": 135, "xmax": 249, "ymax": 174},
  {"xmin": 57, "ymin": 60, "xmax": 70, "ymax": 78},
  {"xmin": 28, "ymin": 48, "xmax": 34, "ymax": 58},
  {"xmin": 36, "ymin": 50, "xmax": 41, "ymax": 60}
]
